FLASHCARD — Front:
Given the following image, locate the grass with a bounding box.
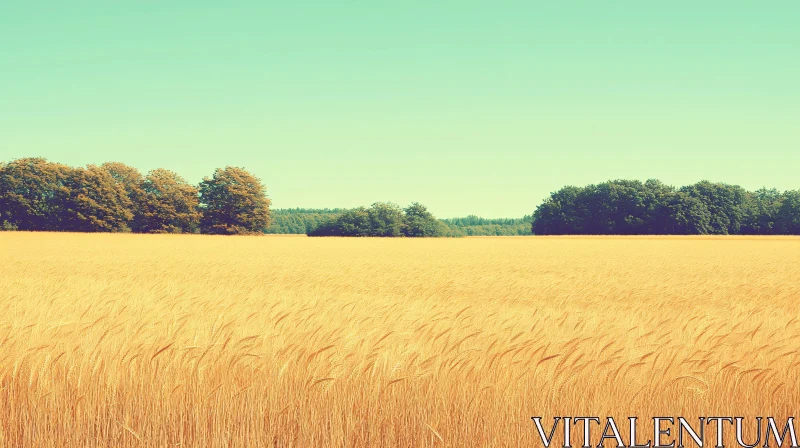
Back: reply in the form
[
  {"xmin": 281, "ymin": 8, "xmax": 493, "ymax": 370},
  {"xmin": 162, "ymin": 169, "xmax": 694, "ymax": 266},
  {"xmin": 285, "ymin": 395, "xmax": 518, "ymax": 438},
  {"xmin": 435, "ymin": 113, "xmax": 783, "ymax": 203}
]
[{"xmin": 1, "ymin": 232, "xmax": 799, "ymax": 446}]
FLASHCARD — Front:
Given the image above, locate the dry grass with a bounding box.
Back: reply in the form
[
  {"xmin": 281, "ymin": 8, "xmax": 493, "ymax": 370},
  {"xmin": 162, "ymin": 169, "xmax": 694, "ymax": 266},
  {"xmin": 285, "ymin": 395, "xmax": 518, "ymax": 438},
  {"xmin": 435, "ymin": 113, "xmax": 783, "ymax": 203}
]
[{"xmin": 1, "ymin": 232, "xmax": 799, "ymax": 447}]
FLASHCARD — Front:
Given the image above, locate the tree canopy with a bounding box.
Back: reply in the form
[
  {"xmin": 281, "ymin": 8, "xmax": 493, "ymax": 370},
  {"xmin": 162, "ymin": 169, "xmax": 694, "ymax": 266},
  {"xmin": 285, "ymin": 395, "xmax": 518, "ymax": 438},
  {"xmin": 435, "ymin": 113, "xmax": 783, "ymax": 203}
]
[
  {"xmin": 62, "ymin": 165, "xmax": 133, "ymax": 232},
  {"xmin": 101, "ymin": 161, "xmax": 147, "ymax": 229},
  {"xmin": 308, "ymin": 202, "xmax": 459, "ymax": 237},
  {"xmin": 0, "ymin": 158, "xmax": 270, "ymax": 235},
  {"xmin": 0, "ymin": 158, "xmax": 72, "ymax": 231},
  {"xmin": 265, "ymin": 208, "xmax": 351, "ymax": 234},
  {"xmin": 441, "ymin": 215, "xmax": 532, "ymax": 236},
  {"xmin": 199, "ymin": 166, "xmax": 271, "ymax": 235},
  {"xmin": 137, "ymin": 169, "xmax": 202, "ymax": 234},
  {"xmin": 2, "ymin": 157, "xmax": 800, "ymax": 236},
  {"xmin": 532, "ymin": 179, "xmax": 800, "ymax": 235},
  {"xmin": 268, "ymin": 209, "xmax": 531, "ymax": 236}
]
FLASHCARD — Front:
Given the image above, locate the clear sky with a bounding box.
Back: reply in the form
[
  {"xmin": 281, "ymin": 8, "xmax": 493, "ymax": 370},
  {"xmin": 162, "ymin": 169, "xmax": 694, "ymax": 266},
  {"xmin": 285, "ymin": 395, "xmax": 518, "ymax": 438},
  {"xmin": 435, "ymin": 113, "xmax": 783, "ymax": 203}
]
[{"xmin": 1, "ymin": 2, "xmax": 798, "ymax": 218}]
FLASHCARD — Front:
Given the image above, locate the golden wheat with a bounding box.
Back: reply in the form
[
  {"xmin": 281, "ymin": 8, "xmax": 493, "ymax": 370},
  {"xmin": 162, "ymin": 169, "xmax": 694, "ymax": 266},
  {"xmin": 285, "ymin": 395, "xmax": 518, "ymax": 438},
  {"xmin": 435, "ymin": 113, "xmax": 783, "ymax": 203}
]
[{"xmin": 1, "ymin": 232, "xmax": 799, "ymax": 446}]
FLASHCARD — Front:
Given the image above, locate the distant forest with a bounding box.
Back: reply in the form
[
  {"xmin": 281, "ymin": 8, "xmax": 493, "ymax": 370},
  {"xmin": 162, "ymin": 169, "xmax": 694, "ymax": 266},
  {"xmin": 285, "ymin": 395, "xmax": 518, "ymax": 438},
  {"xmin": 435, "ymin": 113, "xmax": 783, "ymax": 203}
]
[
  {"xmin": 2, "ymin": 158, "xmax": 800, "ymax": 236},
  {"xmin": 266, "ymin": 178, "xmax": 800, "ymax": 236},
  {"xmin": 441, "ymin": 216, "xmax": 532, "ymax": 236},
  {"xmin": 266, "ymin": 208, "xmax": 352, "ymax": 234},
  {"xmin": 267, "ymin": 209, "xmax": 531, "ymax": 236}
]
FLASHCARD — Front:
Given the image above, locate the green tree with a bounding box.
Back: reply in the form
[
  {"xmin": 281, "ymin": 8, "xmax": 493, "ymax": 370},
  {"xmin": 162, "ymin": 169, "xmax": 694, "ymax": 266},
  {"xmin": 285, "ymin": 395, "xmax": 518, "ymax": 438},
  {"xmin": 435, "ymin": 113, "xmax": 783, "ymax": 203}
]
[
  {"xmin": 0, "ymin": 157, "xmax": 72, "ymax": 231},
  {"xmin": 101, "ymin": 162, "xmax": 146, "ymax": 229},
  {"xmin": 679, "ymin": 181, "xmax": 748, "ymax": 234},
  {"xmin": 265, "ymin": 208, "xmax": 351, "ymax": 234},
  {"xmin": 367, "ymin": 202, "xmax": 405, "ymax": 236},
  {"xmin": 403, "ymin": 202, "xmax": 441, "ymax": 237},
  {"xmin": 442, "ymin": 215, "xmax": 531, "ymax": 236},
  {"xmin": 308, "ymin": 202, "xmax": 453, "ymax": 237},
  {"xmin": 532, "ymin": 180, "xmax": 760, "ymax": 235},
  {"xmin": 532, "ymin": 185, "xmax": 582, "ymax": 235},
  {"xmin": 656, "ymin": 191, "xmax": 712, "ymax": 235},
  {"xmin": 309, "ymin": 207, "xmax": 371, "ymax": 236},
  {"xmin": 199, "ymin": 166, "xmax": 271, "ymax": 235},
  {"xmin": 741, "ymin": 188, "xmax": 783, "ymax": 235},
  {"xmin": 62, "ymin": 165, "xmax": 133, "ymax": 232},
  {"xmin": 138, "ymin": 169, "xmax": 201, "ymax": 234},
  {"xmin": 337, "ymin": 207, "xmax": 373, "ymax": 236},
  {"xmin": 776, "ymin": 190, "xmax": 800, "ymax": 234}
]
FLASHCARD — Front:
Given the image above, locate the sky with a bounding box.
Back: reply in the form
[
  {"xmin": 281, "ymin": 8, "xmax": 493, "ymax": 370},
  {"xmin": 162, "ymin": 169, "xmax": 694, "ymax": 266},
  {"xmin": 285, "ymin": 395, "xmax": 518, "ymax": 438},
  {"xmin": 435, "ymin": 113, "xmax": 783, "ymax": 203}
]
[{"xmin": 1, "ymin": 2, "xmax": 798, "ymax": 218}]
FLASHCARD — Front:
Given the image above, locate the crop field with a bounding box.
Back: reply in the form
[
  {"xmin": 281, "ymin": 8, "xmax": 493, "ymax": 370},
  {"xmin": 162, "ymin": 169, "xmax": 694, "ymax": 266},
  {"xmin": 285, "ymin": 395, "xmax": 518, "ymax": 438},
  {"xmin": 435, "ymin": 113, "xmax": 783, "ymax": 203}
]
[{"xmin": 1, "ymin": 232, "xmax": 800, "ymax": 447}]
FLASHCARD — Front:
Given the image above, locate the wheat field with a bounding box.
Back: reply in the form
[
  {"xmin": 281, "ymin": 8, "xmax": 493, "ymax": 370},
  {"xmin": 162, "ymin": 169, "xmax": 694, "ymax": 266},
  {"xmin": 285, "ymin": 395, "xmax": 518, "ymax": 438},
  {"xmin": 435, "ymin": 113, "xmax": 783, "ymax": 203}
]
[{"xmin": 1, "ymin": 232, "xmax": 799, "ymax": 447}]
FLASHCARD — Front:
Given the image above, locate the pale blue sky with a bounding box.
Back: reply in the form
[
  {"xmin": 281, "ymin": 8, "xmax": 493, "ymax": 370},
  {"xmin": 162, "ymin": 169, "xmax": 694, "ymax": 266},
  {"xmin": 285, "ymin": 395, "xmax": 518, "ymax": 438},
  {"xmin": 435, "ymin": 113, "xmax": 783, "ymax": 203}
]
[{"xmin": 1, "ymin": 2, "xmax": 798, "ymax": 217}]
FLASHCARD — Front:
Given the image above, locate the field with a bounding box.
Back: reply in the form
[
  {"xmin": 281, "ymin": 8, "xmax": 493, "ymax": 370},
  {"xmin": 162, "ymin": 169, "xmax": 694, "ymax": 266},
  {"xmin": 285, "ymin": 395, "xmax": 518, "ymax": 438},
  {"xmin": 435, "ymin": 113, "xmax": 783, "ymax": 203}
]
[{"xmin": 1, "ymin": 233, "xmax": 800, "ymax": 447}]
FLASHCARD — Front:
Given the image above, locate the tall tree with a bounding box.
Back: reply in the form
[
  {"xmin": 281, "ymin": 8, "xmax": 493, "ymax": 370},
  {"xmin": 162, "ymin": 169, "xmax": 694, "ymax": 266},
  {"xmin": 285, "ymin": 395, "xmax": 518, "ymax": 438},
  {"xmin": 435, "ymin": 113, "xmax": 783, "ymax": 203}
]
[
  {"xmin": 776, "ymin": 190, "xmax": 800, "ymax": 234},
  {"xmin": 265, "ymin": 208, "xmax": 350, "ymax": 234},
  {"xmin": 100, "ymin": 162, "xmax": 146, "ymax": 230},
  {"xmin": 740, "ymin": 188, "xmax": 783, "ymax": 235},
  {"xmin": 532, "ymin": 185, "xmax": 582, "ymax": 235},
  {"xmin": 533, "ymin": 181, "xmax": 718, "ymax": 235},
  {"xmin": 367, "ymin": 202, "xmax": 405, "ymax": 237},
  {"xmin": 138, "ymin": 169, "xmax": 201, "ymax": 234},
  {"xmin": 62, "ymin": 165, "xmax": 133, "ymax": 232},
  {"xmin": 308, "ymin": 202, "xmax": 457, "ymax": 237},
  {"xmin": 403, "ymin": 202, "xmax": 442, "ymax": 237},
  {"xmin": 199, "ymin": 166, "xmax": 271, "ymax": 235},
  {"xmin": 679, "ymin": 181, "xmax": 748, "ymax": 234},
  {"xmin": 655, "ymin": 191, "xmax": 713, "ymax": 235},
  {"xmin": 333, "ymin": 207, "xmax": 372, "ymax": 236},
  {"xmin": 0, "ymin": 157, "xmax": 72, "ymax": 230},
  {"xmin": 441, "ymin": 215, "xmax": 530, "ymax": 236}
]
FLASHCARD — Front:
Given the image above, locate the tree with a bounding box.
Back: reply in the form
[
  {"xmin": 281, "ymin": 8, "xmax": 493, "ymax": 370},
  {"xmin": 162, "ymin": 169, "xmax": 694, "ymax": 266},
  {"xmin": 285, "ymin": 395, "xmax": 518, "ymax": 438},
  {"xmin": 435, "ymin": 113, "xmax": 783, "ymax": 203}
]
[
  {"xmin": 308, "ymin": 202, "xmax": 455, "ymax": 237},
  {"xmin": 584, "ymin": 180, "xmax": 655, "ymax": 234},
  {"xmin": 532, "ymin": 185, "xmax": 583, "ymax": 235},
  {"xmin": 264, "ymin": 208, "xmax": 350, "ymax": 234},
  {"xmin": 655, "ymin": 191, "xmax": 712, "ymax": 235},
  {"xmin": 532, "ymin": 180, "xmax": 760, "ymax": 235},
  {"xmin": 679, "ymin": 181, "xmax": 748, "ymax": 234},
  {"xmin": 101, "ymin": 162, "xmax": 146, "ymax": 229},
  {"xmin": 368, "ymin": 202, "xmax": 405, "ymax": 237},
  {"xmin": 62, "ymin": 165, "xmax": 133, "ymax": 232},
  {"xmin": 309, "ymin": 207, "xmax": 371, "ymax": 236},
  {"xmin": 403, "ymin": 202, "xmax": 442, "ymax": 237},
  {"xmin": 740, "ymin": 188, "xmax": 783, "ymax": 235},
  {"xmin": 776, "ymin": 190, "xmax": 800, "ymax": 234},
  {"xmin": 138, "ymin": 169, "xmax": 201, "ymax": 234},
  {"xmin": 0, "ymin": 157, "xmax": 72, "ymax": 231},
  {"xmin": 441, "ymin": 215, "xmax": 530, "ymax": 236},
  {"xmin": 199, "ymin": 166, "xmax": 271, "ymax": 235}
]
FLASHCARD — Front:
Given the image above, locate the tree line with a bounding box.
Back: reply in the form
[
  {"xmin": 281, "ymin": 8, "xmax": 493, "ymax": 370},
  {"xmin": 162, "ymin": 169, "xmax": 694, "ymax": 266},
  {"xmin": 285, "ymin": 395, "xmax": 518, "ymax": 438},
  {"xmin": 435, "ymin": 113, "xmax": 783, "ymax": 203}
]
[
  {"xmin": 533, "ymin": 179, "xmax": 800, "ymax": 235},
  {"xmin": 3, "ymin": 158, "xmax": 799, "ymax": 236},
  {"xmin": 441, "ymin": 215, "xmax": 532, "ymax": 236},
  {"xmin": 307, "ymin": 202, "xmax": 462, "ymax": 237},
  {"xmin": 0, "ymin": 158, "xmax": 270, "ymax": 234},
  {"xmin": 267, "ymin": 208, "xmax": 532, "ymax": 236},
  {"xmin": 265, "ymin": 208, "xmax": 351, "ymax": 234}
]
